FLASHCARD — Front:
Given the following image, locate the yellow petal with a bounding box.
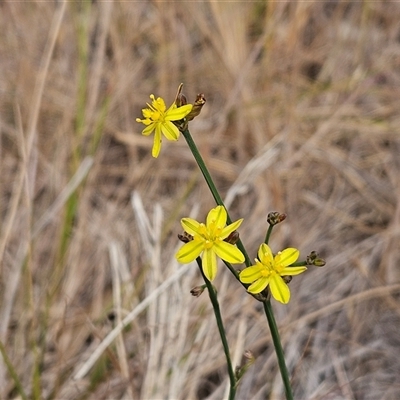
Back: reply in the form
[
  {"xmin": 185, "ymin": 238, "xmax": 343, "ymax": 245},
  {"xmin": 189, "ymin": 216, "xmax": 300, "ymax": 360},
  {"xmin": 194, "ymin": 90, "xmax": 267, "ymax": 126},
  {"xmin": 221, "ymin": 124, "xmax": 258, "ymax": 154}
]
[
  {"xmin": 142, "ymin": 122, "xmax": 156, "ymax": 136},
  {"xmin": 275, "ymin": 248, "xmax": 299, "ymax": 267},
  {"xmin": 181, "ymin": 218, "xmax": 201, "ymax": 236},
  {"xmin": 202, "ymin": 248, "xmax": 217, "ymax": 281},
  {"xmin": 269, "ymin": 275, "xmax": 290, "ymax": 304},
  {"xmin": 152, "ymin": 96, "xmax": 166, "ymax": 112},
  {"xmin": 220, "ymin": 218, "xmax": 243, "ymax": 240},
  {"xmin": 239, "ymin": 265, "xmax": 263, "ymax": 284},
  {"xmin": 206, "ymin": 206, "xmax": 227, "ymax": 229},
  {"xmin": 165, "ymin": 104, "xmax": 193, "ymax": 121},
  {"xmin": 247, "ymin": 277, "xmax": 270, "ymax": 294},
  {"xmin": 214, "ymin": 241, "xmax": 244, "ymax": 264},
  {"xmin": 176, "ymin": 241, "xmax": 203, "ymax": 263},
  {"xmin": 152, "ymin": 126, "xmax": 162, "ymax": 158},
  {"xmin": 142, "ymin": 108, "xmax": 153, "ymax": 118},
  {"xmin": 161, "ymin": 121, "xmax": 179, "ymax": 141},
  {"xmin": 258, "ymin": 243, "xmax": 273, "ymax": 265},
  {"xmin": 280, "ymin": 266, "xmax": 307, "ymax": 276}
]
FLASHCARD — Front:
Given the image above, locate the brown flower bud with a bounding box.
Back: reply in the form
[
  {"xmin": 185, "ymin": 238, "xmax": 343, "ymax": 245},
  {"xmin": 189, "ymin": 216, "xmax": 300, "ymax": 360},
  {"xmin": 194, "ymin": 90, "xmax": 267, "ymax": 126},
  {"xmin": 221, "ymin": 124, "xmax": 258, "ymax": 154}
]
[
  {"xmin": 173, "ymin": 83, "xmax": 184, "ymax": 106},
  {"xmin": 186, "ymin": 93, "xmax": 206, "ymax": 121},
  {"xmin": 267, "ymin": 212, "xmax": 286, "ymax": 226},
  {"xmin": 190, "ymin": 285, "xmax": 206, "ymax": 297},
  {"xmin": 178, "ymin": 232, "xmax": 194, "ymax": 243},
  {"xmin": 282, "ymin": 275, "xmax": 293, "ymax": 284},
  {"xmin": 224, "ymin": 231, "xmax": 240, "ymax": 245}
]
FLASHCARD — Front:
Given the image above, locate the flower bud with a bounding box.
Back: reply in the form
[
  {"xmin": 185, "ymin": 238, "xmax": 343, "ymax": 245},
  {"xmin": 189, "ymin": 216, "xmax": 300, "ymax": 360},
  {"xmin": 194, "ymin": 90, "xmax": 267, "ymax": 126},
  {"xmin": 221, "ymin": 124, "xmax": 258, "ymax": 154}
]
[
  {"xmin": 190, "ymin": 285, "xmax": 206, "ymax": 297},
  {"xmin": 313, "ymin": 258, "xmax": 326, "ymax": 267},
  {"xmin": 178, "ymin": 232, "xmax": 193, "ymax": 243},
  {"xmin": 186, "ymin": 93, "xmax": 206, "ymax": 121},
  {"xmin": 176, "ymin": 93, "xmax": 188, "ymax": 107},
  {"xmin": 306, "ymin": 251, "xmax": 326, "ymax": 267},
  {"xmin": 243, "ymin": 350, "xmax": 254, "ymax": 361},
  {"xmin": 306, "ymin": 251, "xmax": 317, "ymax": 263},
  {"xmin": 235, "ymin": 350, "xmax": 255, "ymax": 381},
  {"xmin": 282, "ymin": 275, "xmax": 292, "ymax": 284},
  {"xmin": 267, "ymin": 212, "xmax": 286, "ymax": 226},
  {"xmin": 224, "ymin": 231, "xmax": 240, "ymax": 245}
]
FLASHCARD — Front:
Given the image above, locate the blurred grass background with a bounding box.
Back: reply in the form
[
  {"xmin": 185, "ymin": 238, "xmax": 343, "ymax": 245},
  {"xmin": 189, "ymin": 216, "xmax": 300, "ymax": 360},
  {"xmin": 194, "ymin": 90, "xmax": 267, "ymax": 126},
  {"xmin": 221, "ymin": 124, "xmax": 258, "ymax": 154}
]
[{"xmin": 1, "ymin": 1, "xmax": 400, "ymax": 399}]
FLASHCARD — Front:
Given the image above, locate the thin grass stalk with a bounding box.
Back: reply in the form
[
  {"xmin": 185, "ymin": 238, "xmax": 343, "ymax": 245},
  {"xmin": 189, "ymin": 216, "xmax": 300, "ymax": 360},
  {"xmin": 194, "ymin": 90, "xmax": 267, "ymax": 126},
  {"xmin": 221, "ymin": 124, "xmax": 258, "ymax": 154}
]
[
  {"xmin": 196, "ymin": 257, "xmax": 237, "ymax": 400},
  {"xmin": 58, "ymin": 2, "xmax": 91, "ymax": 267},
  {"xmin": 0, "ymin": 341, "xmax": 28, "ymax": 400}
]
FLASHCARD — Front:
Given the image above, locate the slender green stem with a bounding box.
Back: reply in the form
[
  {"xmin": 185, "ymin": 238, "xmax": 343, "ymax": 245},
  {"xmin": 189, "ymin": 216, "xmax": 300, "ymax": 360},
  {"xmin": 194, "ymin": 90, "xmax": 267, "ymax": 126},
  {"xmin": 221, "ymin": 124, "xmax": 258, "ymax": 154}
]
[
  {"xmin": 182, "ymin": 128, "xmax": 251, "ymax": 267},
  {"xmin": 290, "ymin": 261, "xmax": 307, "ymax": 267},
  {"xmin": 264, "ymin": 224, "xmax": 274, "ymax": 245},
  {"xmin": 183, "ymin": 126, "xmax": 293, "ymax": 399},
  {"xmin": 263, "ymin": 300, "xmax": 293, "ymax": 400},
  {"xmin": 222, "ymin": 260, "xmax": 240, "ymax": 280},
  {"xmin": 196, "ymin": 257, "xmax": 237, "ymax": 400}
]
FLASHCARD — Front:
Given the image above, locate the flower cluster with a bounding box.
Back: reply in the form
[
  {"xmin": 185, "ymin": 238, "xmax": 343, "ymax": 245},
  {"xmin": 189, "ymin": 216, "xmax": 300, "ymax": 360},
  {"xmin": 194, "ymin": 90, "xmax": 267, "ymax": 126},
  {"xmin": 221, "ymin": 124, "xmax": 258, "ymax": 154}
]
[
  {"xmin": 175, "ymin": 206, "xmax": 307, "ymax": 304},
  {"xmin": 137, "ymin": 87, "xmax": 318, "ymax": 305}
]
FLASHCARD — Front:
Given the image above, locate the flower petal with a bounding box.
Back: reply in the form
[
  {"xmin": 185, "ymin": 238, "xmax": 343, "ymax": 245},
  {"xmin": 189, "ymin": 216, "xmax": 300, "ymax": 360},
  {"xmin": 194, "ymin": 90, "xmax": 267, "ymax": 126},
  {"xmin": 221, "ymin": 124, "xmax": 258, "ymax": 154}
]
[
  {"xmin": 181, "ymin": 218, "xmax": 201, "ymax": 236},
  {"xmin": 165, "ymin": 104, "xmax": 193, "ymax": 121},
  {"xmin": 142, "ymin": 122, "xmax": 156, "ymax": 136},
  {"xmin": 202, "ymin": 248, "xmax": 217, "ymax": 281},
  {"xmin": 275, "ymin": 248, "xmax": 299, "ymax": 267},
  {"xmin": 239, "ymin": 265, "xmax": 263, "ymax": 284},
  {"xmin": 161, "ymin": 121, "xmax": 179, "ymax": 141},
  {"xmin": 142, "ymin": 108, "xmax": 153, "ymax": 118},
  {"xmin": 206, "ymin": 206, "xmax": 227, "ymax": 229},
  {"xmin": 280, "ymin": 266, "xmax": 307, "ymax": 276},
  {"xmin": 247, "ymin": 277, "xmax": 270, "ymax": 294},
  {"xmin": 258, "ymin": 243, "xmax": 273, "ymax": 265},
  {"xmin": 269, "ymin": 275, "xmax": 290, "ymax": 304},
  {"xmin": 152, "ymin": 126, "xmax": 162, "ymax": 158},
  {"xmin": 214, "ymin": 241, "xmax": 244, "ymax": 264},
  {"xmin": 176, "ymin": 241, "xmax": 203, "ymax": 263},
  {"xmin": 220, "ymin": 218, "xmax": 243, "ymax": 240},
  {"xmin": 151, "ymin": 96, "xmax": 166, "ymax": 112}
]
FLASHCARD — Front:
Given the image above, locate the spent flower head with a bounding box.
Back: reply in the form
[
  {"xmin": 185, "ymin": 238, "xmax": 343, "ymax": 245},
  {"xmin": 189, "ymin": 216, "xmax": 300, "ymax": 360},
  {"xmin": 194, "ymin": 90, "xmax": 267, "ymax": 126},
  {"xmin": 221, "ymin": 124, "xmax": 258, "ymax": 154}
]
[
  {"xmin": 176, "ymin": 206, "xmax": 245, "ymax": 281},
  {"xmin": 239, "ymin": 243, "xmax": 306, "ymax": 304},
  {"xmin": 136, "ymin": 90, "xmax": 192, "ymax": 158}
]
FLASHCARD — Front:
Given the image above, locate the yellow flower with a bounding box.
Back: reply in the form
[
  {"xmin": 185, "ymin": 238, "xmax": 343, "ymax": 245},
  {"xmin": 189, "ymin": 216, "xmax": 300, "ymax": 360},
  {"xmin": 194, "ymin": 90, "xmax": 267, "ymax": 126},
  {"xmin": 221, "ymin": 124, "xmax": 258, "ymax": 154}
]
[
  {"xmin": 136, "ymin": 94, "xmax": 192, "ymax": 158},
  {"xmin": 176, "ymin": 206, "xmax": 245, "ymax": 281},
  {"xmin": 239, "ymin": 243, "xmax": 306, "ymax": 304}
]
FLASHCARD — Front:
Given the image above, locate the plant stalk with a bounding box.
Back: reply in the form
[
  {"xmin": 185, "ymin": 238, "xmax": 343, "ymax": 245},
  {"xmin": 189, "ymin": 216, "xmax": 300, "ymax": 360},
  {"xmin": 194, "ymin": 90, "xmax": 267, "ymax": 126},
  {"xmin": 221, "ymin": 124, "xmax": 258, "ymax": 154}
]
[
  {"xmin": 263, "ymin": 300, "xmax": 293, "ymax": 400},
  {"xmin": 196, "ymin": 257, "xmax": 237, "ymax": 400}
]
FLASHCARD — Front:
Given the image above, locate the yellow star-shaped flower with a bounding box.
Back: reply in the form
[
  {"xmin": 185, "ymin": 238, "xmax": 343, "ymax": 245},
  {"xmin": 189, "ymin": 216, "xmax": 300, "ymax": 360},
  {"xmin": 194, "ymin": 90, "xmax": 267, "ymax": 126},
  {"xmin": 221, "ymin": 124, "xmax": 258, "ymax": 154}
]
[
  {"xmin": 239, "ymin": 243, "xmax": 306, "ymax": 304},
  {"xmin": 176, "ymin": 206, "xmax": 245, "ymax": 281},
  {"xmin": 136, "ymin": 94, "xmax": 192, "ymax": 158}
]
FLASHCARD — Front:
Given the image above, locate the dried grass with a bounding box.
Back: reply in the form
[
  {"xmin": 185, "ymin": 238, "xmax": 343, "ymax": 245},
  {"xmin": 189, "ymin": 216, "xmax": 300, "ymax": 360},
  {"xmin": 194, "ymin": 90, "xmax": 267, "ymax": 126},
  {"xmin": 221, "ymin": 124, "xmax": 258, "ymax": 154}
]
[{"xmin": 1, "ymin": 1, "xmax": 400, "ymax": 399}]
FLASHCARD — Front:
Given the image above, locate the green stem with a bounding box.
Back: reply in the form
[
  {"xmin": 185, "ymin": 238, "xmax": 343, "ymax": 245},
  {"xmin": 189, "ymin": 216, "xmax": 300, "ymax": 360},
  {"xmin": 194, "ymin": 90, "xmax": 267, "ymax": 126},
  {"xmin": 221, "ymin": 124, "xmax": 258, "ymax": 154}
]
[
  {"xmin": 183, "ymin": 125, "xmax": 293, "ymax": 398},
  {"xmin": 264, "ymin": 224, "xmax": 274, "ymax": 245},
  {"xmin": 222, "ymin": 260, "xmax": 240, "ymax": 280},
  {"xmin": 196, "ymin": 258, "xmax": 237, "ymax": 400},
  {"xmin": 182, "ymin": 128, "xmax": 251, "ymax": 267},
  {"xmin": 290, "ymin": 261, "xmax": 307, "ymax": 267},
  {"xmin": 263, "ymin": 300, "xmax": 293, "ymax": 400}
]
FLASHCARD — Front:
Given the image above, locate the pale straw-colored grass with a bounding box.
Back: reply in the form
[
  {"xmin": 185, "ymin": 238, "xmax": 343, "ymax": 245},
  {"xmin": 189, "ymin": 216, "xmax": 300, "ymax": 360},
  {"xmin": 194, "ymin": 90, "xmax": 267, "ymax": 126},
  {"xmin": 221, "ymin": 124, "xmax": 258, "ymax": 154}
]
[{"xmin": 1, "ymin": 1, "xmax": 400, "ymax": 399}]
